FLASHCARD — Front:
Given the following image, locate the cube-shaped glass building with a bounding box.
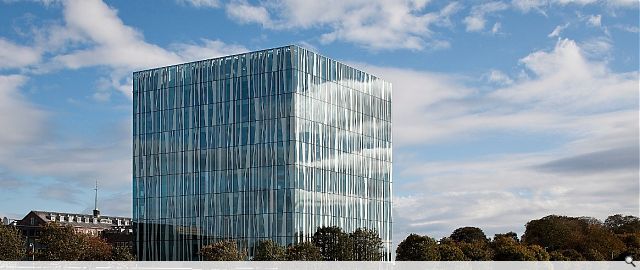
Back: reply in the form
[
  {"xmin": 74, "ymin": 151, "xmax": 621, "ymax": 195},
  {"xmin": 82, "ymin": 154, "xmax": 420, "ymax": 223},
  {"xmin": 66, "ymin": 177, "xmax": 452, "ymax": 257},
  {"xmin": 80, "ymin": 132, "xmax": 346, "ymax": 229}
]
[{"xmin": 133, "ymin": 45, "xmax": 392, "ymax": 260}]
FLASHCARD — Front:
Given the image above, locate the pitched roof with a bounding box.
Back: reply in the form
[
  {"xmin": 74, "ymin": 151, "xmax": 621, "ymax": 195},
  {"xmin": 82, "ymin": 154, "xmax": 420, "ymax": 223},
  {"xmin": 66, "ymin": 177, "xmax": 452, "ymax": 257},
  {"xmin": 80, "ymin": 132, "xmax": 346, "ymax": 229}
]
[{"xmin": 21, "ymin": 210, "xmax": 131, "ymax": 229}]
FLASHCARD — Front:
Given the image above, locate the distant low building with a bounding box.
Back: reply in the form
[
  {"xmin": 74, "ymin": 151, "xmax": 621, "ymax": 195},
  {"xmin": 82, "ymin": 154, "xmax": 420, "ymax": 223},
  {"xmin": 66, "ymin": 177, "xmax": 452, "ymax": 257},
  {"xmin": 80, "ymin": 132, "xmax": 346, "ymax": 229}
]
[
  {"xmin": 14, "ymin": 210, "xmax": 132, "ymax": 256},
  {"xmin": 8, "ymin": 183, "xmax": 134, "ymax": 259},
  {"xmin": 17, "ymin": 210, "xmax": 131, "ymax": 235}
]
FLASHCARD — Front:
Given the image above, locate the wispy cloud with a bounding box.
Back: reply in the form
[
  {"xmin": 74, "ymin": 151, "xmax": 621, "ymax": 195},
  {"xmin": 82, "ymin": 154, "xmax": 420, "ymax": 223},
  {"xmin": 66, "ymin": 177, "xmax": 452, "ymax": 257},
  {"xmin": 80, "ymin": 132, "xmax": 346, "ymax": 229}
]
[
  {"xmin": 0, "ymin": 39, "xmax": 41, "ymax": 69},
  {"xmin": 0, "ymin": 0, "xmax": 250, "ymax": 217},
  {"xmin": 176, "ymin": 0, "xmax": 219, "ymax": 8},
  {"xmin": 463, "ymin": 1, "xmax": 509, "ymax": 32},
  {"xmin": 3, "ymin": 0, "xmax": 247, "ymax": 100},
  {"xmin": 224, "ymin": 0, "xmax": 461, "ymax": 50},
  {"xmin": 512, "ymin": 0, "xmax": 638, "ymax": 13},
  {"xmin": 354, "ymin": 38, "xmax": 638, "ymax": 243},
  {"xmin": 548, "ymin": 23, "xmax": 569, "ymax": 38}
]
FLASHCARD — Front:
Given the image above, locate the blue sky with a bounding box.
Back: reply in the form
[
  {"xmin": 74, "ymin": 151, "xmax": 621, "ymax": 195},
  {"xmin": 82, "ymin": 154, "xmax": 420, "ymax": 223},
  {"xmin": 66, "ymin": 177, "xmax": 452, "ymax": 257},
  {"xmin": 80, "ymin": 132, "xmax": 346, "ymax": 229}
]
[{"xmin": 0, "ymin": 0, "xmax": 638, "ymax": 244}]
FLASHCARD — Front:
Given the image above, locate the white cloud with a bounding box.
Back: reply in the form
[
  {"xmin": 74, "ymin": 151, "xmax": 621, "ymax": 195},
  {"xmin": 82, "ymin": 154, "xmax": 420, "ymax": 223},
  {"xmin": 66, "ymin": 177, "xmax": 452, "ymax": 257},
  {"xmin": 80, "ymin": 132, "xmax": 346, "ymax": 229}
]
[
  {"xmin": 173, "ymin": 39, "xmax": 248, "ymax": 63},
  {"xmin": 52, "ymin": 0, "xmax": 181, "ymax": 70},
  {"xmin": 0, "ymin": 74, "xmax": 133, "ymax": 213},
  {"xmin": 587, "ymin": 14, "xmax": 601, "ymax": 27},
  {"xmin": 176, "ymin": 0, "xmax": 219, "ymax": 8},
  {"xmin": 225, "ymin": 0, "xmax": 273, "ymax": 27},
  {"xmin": 491, "ymin": 22, "xmax": 502, "ymax": 34},
  {"xmin": 511, "ymin": 0, "xmax": 548, "ymax": 13},
  {"xmin": 356, "ymin": 38, "xmax": 638, "ymax": 242},
  {"xmin": 224, "ymin": 0, "xmax": 461, "ymax": 50},
  {"xmin": 579, "ymin": 37, "xmax": 612, "ymax": 59},
  {"xmin": 548, "ymin": 23, "xmax": 569, "ymax": 38},
  {"xmin": 613, "ymin": 24, "xmax": 639, "ymax": 33},
  {"xmin": 0, "ymin": 0, "xmax": 249, "ymax": 216},
  {"xmin": 0, "ymin": 75, "xmax": 46, "ymax": 149},
  {"xmin": 0, "ymin": 38, "xmax": 41, "ymax": 69},
  {"xmin": 512, "ymin": 0, "xmax": 637, "ymax": 13},
  {"xmin": 463, "ymin": 1, "xmax": 509, "ymax": 32},
  {"xmin": 28, "ymin": 0, "xmax": 246, "ymax": 99},
  {"xmin": 463, "ymin": 16, "xmax": 485, "ymax": 32},
  {"xmin": 486, "ymin": 69, "xmax": 513, "ymax": 85}
]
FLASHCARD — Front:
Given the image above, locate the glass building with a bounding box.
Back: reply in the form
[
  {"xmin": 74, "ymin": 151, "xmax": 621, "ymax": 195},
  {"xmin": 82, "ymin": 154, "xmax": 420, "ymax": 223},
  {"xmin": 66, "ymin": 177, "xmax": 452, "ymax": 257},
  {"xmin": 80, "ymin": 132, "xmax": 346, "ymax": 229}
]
[{"xmin": 132, "ymin": 45, "xmax": 392, "ymax": 261}]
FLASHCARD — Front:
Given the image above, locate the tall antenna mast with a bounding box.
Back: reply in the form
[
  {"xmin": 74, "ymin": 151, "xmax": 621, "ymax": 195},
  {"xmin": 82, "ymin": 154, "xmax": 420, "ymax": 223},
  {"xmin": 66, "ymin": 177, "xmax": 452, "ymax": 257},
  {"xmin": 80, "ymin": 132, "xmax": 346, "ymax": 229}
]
[
  {"xmin": 93, "ymin": 180, "xmax": 100, "ymax": 217},
  {"xmin": 95, "ymin": 180, "xmax": 98, "ymax": 210}
]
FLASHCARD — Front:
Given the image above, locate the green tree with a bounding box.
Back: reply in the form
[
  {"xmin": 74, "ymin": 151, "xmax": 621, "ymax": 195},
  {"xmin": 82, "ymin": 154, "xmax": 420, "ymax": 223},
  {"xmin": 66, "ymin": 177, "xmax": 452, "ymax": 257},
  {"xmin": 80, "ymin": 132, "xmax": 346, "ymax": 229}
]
[
  {"xmin": 0, "ymin": 225, "xmax": 26, "ymax": 261},
  {"xmin": 395, "ymin": 234, "xmax": 439, "ymax": 261},
  {"xmin": 528, "ymin": 245, "xmax": 550, "ymax": 261},
  {"xmin": 36, "ymin": 223, "xmax": 85, "ymax": 260},
  {"xmin": 286, "ymin": 242, "xmax": 322, "ymax": 261},
  {"xmin": 81, "ymin": 235, "xmax": 113, "ymax": 261},
  {"xmin": 457, "ymin": 241, "xmax": 493, "ymax": 261},
  {"xmin": 524, "ymin": 215, "xmax": 628, "ymax": 260},
  {"xmin": 616, "ymin": 247, "xmax": 640, "ymax": 261},
  {"xmin": 549, "ymin": 251, "xmax": 568, "ymax": 261},
  {"xmin": 200, "ymin": 240, "xmax": 246, "ymax": 261},
  {"xmin": 253, "ymin": 239, "xmax": 285, "ymax": 261},
  {"xmin": 522, "ymin": 215, "xmax": 586, "ymax": 251},
  {"xmin": 582, "ymin": 224, "xmax": 625, "ymax": 260},
  {"xmin": 604, "ymin": 214, "xmax": 640, "ymax": 234},
  {"xmin": 350, "ymin": 228, "xmax": 383, "ymax": 261},
  {"xmin": 437, "ymin": 243, "xmax": 467, "ymax": 261},
  {"xmin": 492, "ymin": 236, "xmax": 536, "ymax": 261},
  {"xmin": 450, "ymin": 227, "xmax": 488, "ymax": 244},
  {"xmin": 494, "ymin": 232, "xmax": 519, "ymax": 242},
  {"xmin": 111, "ymin": 246, "xmax": 135, "ymax": 261},
  {"xmin": 618, "ymin": 233, "xmax": 640, "ymax": 249},
  {"xmin": 312, "ymin": 226, "xmax": 353, "ymax": 261},
  {"xmin": 556, "ymin": 249, "xmax": 584, "ymax": 261},
  {"xmin": 615, "ymin": 232, "xmax": 640, "ymax": 261},
  {"xmin": 582, "ymin": 248, "xmax": 605, "ymax": 261}
]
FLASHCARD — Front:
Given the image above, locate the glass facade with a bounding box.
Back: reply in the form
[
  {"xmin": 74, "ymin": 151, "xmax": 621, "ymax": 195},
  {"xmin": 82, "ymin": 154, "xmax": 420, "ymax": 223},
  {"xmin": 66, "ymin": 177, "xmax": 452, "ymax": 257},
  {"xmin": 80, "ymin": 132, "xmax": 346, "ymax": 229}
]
[{"xmin": 133, "ymin": 45, "xmax": 392, "ymax": 261}]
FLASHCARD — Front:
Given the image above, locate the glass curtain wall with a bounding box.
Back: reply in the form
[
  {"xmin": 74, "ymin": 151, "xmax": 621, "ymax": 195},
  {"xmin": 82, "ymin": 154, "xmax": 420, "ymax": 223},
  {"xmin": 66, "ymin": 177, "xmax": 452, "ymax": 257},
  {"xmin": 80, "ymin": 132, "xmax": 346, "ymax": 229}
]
[{"xmin": 133, "ymin": 45, "xmax": 392, "ymax": 261}]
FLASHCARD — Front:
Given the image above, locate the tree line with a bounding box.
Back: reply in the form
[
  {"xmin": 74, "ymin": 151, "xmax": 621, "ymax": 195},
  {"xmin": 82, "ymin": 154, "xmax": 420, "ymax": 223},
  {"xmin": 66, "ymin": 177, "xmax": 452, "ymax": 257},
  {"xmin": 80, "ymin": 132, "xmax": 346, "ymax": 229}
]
[
  {"xmin": 200, "ymin": 214, "xmax": 639, "ymax": 261},
  {"xmin": 1, "ymin": 213, "xmax": 637, "ymax": 261},
  {"xmin": 0, "ymin": 223, "xmax": 135, "ymax": 261},
  {"xmin": 200, "ymin": 226, "xmax": 385, "ymax": 261},
  {"xmin": 396, "ymin": 214, "xmax": 640, "ymax": 261}
]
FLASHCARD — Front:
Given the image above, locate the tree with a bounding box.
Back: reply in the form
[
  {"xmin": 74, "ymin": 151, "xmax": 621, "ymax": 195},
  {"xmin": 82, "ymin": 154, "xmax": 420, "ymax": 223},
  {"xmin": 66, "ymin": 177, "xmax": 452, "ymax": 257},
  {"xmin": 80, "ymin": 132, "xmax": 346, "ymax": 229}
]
[
  {"xmin": 312, "ymin": 226, "xmax": 353, "ymax": 261},
  {"xmin": 200, "ymin": 240, "xmax": 246, "ymax": 261},
  {"xmin": 36, "ymin": 223, "xmax": 85, "ymax": 260},
  {"xmin": 450, "ymin": 227, "xmax": 488, "ymax": 244},
  {"xmin": 437, "ymin": 244, "xmax": 467, "ymax": 261},
  {"xmin": 581, "ymin": 224, "xmax": 625, "ymax": 260},
  {"xmin": 492, "ymin": 236, "xmax": 536, "ymax": 261},
  {"xmin": 582, "ymin": 248, "xmax": 605, "ymax": 261},
  {"xmin": 0, "ymin": 225, "xmax": 25, "ymax": 261},
  {"xmin": 253, "ymin": 239, "xmax": 285, "ymax": 261},
  {"xmin": 618, "ymin": 233, "xmax": 640, "ymax": 249},
  {"xmin": 395, "ymin": 234, "xmax": 439, "ymax": 261},
  {"xmin": 457, "ymin": 241, "xmax": 493, "ymax": 261},
  {"xmin": 111, "ymin": 246, "xmax": 135, "ymax": 261},
  {"xmin": 523, "ymin": 215, "xmax": 589, "ymax": 251},
  {"xmin": 494, "ymin": 232, "xmax": 519, "ymax": 242},
  {"xmin": 604, "ymin": 214, "xmax": 640, "ymax": 234},
  {"xmin": 554, "ymin": 249, "xmax": 584, "ymax": 261},
  {"xmin": 528, "ymin": 245, "xmax": 550, "ymax": 261},
  {"xmin": 549, "ymin": 251, "xmax": 570, "ymax": 261},
  {"xmin": 350, "ymin": 228, "xmax": 383, "ymax": 261},
  {"xmin": 81, "ymin": 236, "xmax": 113, "ymax": 261},
  {"xmin": 616, "ymin": 233, "xmax": 640, "ymax": 261},
  {"xmin": 616, "ymin": 247, "xmax": 640, "ymax": 261},
  {"xmin": 286, "ymin": 242, "xmax": 322, "ymax": 261}
]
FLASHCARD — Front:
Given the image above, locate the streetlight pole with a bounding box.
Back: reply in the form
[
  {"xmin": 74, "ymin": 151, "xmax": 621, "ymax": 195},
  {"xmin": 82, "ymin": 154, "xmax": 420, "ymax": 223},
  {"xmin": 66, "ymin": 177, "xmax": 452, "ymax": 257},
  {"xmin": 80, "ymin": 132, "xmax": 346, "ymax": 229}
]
[{"xmin": 29, "ymin": 243, "xmax": 34, "ymax": 261}]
